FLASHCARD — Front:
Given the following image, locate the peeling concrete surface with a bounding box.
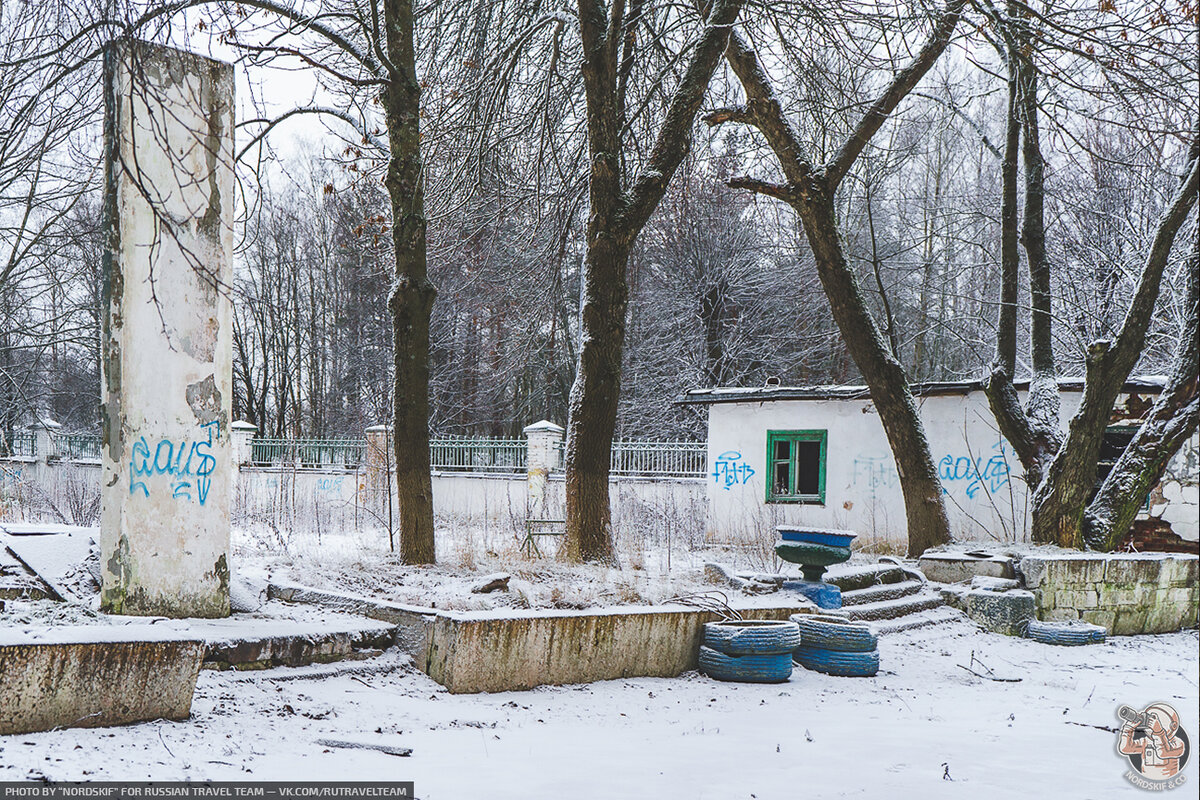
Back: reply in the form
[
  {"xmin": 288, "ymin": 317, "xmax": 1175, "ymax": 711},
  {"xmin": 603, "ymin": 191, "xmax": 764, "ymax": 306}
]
[
  {"xmin": 424, "ymin": 604, "xmax": 814, "ymax": 694},
  {"xmin": 0, "ymin": 628, "xmax": 203, "ymax": 734},
  {"xmin": 100, "ymin": 40, "xmax": 235, "ymax": 618}
]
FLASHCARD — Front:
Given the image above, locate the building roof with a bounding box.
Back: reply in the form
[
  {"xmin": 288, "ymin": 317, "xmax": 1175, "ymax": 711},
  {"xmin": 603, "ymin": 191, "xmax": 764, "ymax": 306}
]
[{"xmin": 674, "ymin": 376, "xmax": 1169, "ymax": 406}]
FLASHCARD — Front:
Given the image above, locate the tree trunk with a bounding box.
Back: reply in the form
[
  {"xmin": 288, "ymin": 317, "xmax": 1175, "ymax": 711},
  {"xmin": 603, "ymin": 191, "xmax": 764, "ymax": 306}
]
[
  {"xmin": 564, "ymin": 236, "xmax": 629, "ymax": 564},
  {"xmin": 798, "ymin": 183, "xmax": 952, "ymax": 555},
  {"xmin": 1030, "ymin": 139, "xmax": 1198, "ymax": 547},
  {"xmin": 710, "ymin": 2, "xmax": 966, "ymax": 555},
  {"xmin": 564, "ymin": 0, "xmax": 745, "ymax": 562},
  {"xmin": 383, "ymin": 0, "xmax": 437, "ymax": 564},
  {"xmin": 1083, "ymin": 254, "xmax": 1199, "ymax": 550}
]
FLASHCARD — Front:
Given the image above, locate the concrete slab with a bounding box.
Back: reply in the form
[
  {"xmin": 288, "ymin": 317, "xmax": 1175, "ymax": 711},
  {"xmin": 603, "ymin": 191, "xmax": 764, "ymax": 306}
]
[
  {"xmin": 424, "ymin": 604, "xmax": 813, "ymax": 694},
  {"xmin": 918, "ymin": 552, "xmax": 1015, "ymax": 583},
  {"xmin": 267, "ymin": 581, "xmax": 436, "ymax": 657},
  {"xmin": 0, "ymin": 523, "xmax": 99, "ymax": 537},
  {"xmin": 2, "ymin": 531, "xmax": 97, "ymax": 602},
  {"xmin": 0, "ymin": 627, "xmax": 203, "ymax": 734}
]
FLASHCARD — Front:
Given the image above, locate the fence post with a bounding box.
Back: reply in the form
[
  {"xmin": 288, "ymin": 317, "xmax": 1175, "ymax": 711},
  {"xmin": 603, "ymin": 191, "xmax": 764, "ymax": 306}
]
[
  {"xmin": 32, "ymin": 418, "xmax": 60, "ymax": 464},
  {"xmin": 523, "ymin": 420, "xmax": 564, "ymax": 520},
  {"xmin": 229, "ymin": 421, "xmax": 257, "ymax": 466}
]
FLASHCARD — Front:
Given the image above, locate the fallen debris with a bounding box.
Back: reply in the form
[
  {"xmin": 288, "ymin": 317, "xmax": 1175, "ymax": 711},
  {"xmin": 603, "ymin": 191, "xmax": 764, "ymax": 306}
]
[
  {"xmin": 955, "ymin": 650, "xmax": 1021, "ymax": 683},
  {"xmin": 315, "ymin": 738, "xmax": 412, "ymax": 757},
  {"xmin": 470, "ymin": 573, "xmax": 511, "ymax": 594}
]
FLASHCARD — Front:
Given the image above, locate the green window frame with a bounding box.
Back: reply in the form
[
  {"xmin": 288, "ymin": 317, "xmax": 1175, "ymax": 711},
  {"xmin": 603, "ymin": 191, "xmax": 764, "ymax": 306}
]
[{"xmin": 766, "ymin": 429, "xmax": 827, "ymax": 504}]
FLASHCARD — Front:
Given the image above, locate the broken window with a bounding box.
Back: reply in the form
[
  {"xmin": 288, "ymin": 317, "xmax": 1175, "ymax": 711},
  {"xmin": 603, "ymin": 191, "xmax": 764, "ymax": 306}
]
[
  {"xmin": 1094, "ymin": 425, "xmax": 1149, "ymax": 509},
  {"xmin": 766, "ymin": 430, "xmax": 827, "ymax": 504}
]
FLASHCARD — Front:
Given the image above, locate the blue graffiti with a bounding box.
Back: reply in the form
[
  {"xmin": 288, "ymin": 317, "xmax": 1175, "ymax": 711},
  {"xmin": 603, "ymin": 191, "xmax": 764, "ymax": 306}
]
[
  {"xmin": 317, "ymin": 476, "xmax": 345, "ymax": 494},
  {"xmin": 938, "ymin": 440, "xmax": 1011, "ymax": 499},
  {"xmin": 712, "ymin": 450, "xmax": 755, "ymax": 490},
  {"xmin": 852, "ymin": 455, "xmax": 898, "ymax": 497},
  {"xmin": 129, "ymin": 420, "xmax": 220, "ymax": 505}
]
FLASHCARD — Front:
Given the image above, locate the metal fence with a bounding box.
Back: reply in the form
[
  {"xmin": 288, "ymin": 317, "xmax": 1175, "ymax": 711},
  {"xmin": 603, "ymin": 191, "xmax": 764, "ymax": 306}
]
[
  {"xmin": 60, "ymin": 433, "xmax": 102, "ymax": 461},
  {"xmin": 250, "ymin": 438, "xmax": 367, "ymax": 469},
  {"xmin": 610, "ymin": 440, "xmax": 707, "ymax": 477},
  {"xmin": 1, "ymin": 431, "xmax": 37, "ymax": 458},
  {"xmin": 430, "ymin": 437, "xmax": 526, "ymax": 474},
  {"xmin": 241, "ymin": 435, "xmax": 705, "ymax": 478}
]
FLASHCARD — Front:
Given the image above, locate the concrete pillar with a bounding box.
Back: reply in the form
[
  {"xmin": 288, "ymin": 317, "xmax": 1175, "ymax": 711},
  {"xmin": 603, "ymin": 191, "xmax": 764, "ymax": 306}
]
[
  {"xmin": 99, "ymin": 41, "xmax": 235, "ymax": 618},
  {"xmin": 523, "ymin": 420, "xmax": 564, "ymax": 519},
  {"xmin": 229, "ymin": 421, "xmax": 257, "ymax": 466},
  {"xmin": 32, "ymin": 419, "xmax": 61, "ymax": 463}
]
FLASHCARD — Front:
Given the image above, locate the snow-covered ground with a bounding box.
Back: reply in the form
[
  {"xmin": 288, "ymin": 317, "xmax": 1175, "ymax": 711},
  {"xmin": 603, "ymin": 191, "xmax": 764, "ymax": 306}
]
[{"xmin": 3, "ymin": 619, "xmax": 1195, "ymax": 798}]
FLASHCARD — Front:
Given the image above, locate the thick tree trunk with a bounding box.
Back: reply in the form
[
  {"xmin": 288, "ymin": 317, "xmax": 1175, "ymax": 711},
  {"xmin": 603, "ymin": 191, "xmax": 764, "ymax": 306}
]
[
  {"xmin": 799, "ymin": 184, "xmax": 952, "ymax": 555},
  {"xmin": 1030, "ymin": 140, "xmax": 1198, "ymax": 547},
  {"xmin": 1083, "ymin": 256, "xmax": 1199, "ymax": 550},
  {"xmin": 564, "ymin": 0, "xmax": 745, "ymax": 562},
  {"xmin": 564, "ymin": 237, "xmax": 629, "ymax": 564},
  {"xmin": 383, "ymin": 0, "xmax": 436, "ymax": 564},
  {"xmin": 711, "ymin": 3, "xmax": 965, "ymax": 555}
]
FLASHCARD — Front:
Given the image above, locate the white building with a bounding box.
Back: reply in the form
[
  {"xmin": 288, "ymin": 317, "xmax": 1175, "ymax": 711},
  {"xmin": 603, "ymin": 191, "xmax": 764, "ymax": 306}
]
[{"xmin": 678, "ymin": 379, "xmax": 1199, "ymax": 548}]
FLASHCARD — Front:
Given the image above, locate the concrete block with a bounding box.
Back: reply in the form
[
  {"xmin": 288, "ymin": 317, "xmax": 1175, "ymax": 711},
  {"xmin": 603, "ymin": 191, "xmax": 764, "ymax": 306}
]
[
  {"xmin": 919, "ymin": 553, "xmax": 1015, "ymax": 584},
  {"xmin": 1080, "ymin": 609, "xmax": 1116, "ymax": 631},
  {"xmin": 1042, "ymin": 607, "xmax": 1081, "ymax": 623},
  {"xmin": 1158, "ymin": 556, "xmax": 1198, "ymax": 586},
  {"xmin": 965, "ymin": 589, "xmax": 1035, "ymax": 636},
  {"xmin": 266, "ymin": 581, "xmax": 435, "ymax": 658},
  {"xmin": 1056, "ymin": 587, "xmax": 1099, "ymax": 610},
  {"xmin": 1096, "ymin": 585, "xmax": 1139, "ymax": 607},
  {"xmin": 970, "ymin": 576, "xmax": 1022, "ymax": 592},
  {"xmin": 0, "ymin": 627, "xmax": 203, "ymax": 734},
  {"xmin": 423, "ymin": 604, "xmax": 810, "ymax": 694},
  {"xmin": 1144, "ymin": 603, "xmax": 1186, "ymax": 635},
  {"xmin": 1105, "ymin": 558, "xmax": 1160, "ymax": 585},
  {"xmin": 1112, "ymin": 609, "xmax": 1148, "ymax": 636},
  {"xmin": 939, "ymin": 585, "xmax": 968, "ymax": 611},
  {"xmin": 1020, "ymin": 557, "xmax": 1047, "ymax": 589}
]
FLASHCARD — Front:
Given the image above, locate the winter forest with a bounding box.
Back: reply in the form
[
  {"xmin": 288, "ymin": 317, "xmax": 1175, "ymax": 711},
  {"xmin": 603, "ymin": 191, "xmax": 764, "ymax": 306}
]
[{"xmin": 1, "ymin": 0, "xmax": 1197, "ymax": 560}]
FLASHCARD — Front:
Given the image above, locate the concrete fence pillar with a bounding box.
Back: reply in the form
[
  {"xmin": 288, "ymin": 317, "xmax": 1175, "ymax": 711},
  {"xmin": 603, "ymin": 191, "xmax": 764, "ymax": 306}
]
[
  {"xmin": 32, "ymin": 419, "xmax": 61, "ymax": 463},
  {"xmin": 365, "ymin": 424, "xmax": 392, "ymax": 497},
  {"xmin": 523, "ymin": 420, "xmax": 564, "ymax": 519},
  {"xmin": 229, "ymin": 421, "xmax": 257, "ymax": 466}
]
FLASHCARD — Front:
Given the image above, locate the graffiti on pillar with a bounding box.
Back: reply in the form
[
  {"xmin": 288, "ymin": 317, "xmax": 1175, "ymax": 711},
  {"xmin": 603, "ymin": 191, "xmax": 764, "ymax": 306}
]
[
  {"xmin": 712, "ymin": 450, "xmax": 754, "ymax": 490},
  {"xmin": 938, "ymin": 439, "xmax": 1011, "ymax": 499},
  {"xmin": 129, "ymin": 420, "xmax": 221, "ymax": 505}
]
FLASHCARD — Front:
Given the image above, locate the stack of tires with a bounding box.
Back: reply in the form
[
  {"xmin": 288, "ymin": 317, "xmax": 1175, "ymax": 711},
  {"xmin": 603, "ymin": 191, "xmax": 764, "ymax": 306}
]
[
  {"xmin": 790, "ymin": 614, "xmax": 880, "ymax": 677},
  {"xmin": 699, "ymin": 619, "xmax": 801, "ymax": 683}
]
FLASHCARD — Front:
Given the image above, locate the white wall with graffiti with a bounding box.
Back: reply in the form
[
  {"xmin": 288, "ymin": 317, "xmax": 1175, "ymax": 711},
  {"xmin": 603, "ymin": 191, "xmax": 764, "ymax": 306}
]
[{"xmin": 700, "ymin": 386, "xmax": 1199, "ymax": 546}]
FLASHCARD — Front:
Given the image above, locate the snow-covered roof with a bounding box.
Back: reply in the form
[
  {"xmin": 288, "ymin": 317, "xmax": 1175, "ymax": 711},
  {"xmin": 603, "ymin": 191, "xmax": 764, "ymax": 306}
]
[{"xmin": 675, "ymin": 376, "xmax": 1169, "ymax": 405}]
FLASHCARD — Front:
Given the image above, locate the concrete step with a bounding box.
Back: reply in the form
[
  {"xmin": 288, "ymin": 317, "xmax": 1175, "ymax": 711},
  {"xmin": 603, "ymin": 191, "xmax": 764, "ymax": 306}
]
[
  {"xmin": 843, "ymin": 592, "xmax": 944, "ymax": 622},
  {"xmin": 871, "ymin": 605, "xmax": 965, "ymax": 636},
  {"xmin": 826, "ymin": 563, "xmax": 906, "ymax": 591},
  {"xmin": 841, "ymin": 579, "xmax": 923, "ymax": 606}
]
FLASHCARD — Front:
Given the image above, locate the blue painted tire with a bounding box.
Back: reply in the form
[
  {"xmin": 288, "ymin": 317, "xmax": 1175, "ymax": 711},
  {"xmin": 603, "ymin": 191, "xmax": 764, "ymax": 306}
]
[
  {"xmin": 790, "ymin": 614, "xmax": 878, "ymax": 653},
  {"xmin": 698, "ymin": 646, "xmax": 793, "ymax": 683},
  {"xmin": 1025, "ymin": 620, "xmax": 1107, "ymax": 646},
  {"xmin": 703, "ymin": 620, "xmax": 802, "ymax": 656},
  {"xmin": 793, "ymin": 644, "xmax": 880, "ymax": 677}
]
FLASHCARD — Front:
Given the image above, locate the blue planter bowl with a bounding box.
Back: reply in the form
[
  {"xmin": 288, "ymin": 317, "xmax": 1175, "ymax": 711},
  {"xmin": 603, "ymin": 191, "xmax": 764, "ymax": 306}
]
[{"xmin": 778, "ymin": 527, "xmax": 858, "ymax": 548}]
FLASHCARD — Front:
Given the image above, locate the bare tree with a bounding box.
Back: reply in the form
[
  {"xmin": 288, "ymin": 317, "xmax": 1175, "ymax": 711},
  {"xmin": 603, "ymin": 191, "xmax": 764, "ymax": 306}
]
[
  {"xmin": 977, "ymin": 0, "xmax": 1199, "ymax": 548},
  {"xmin": 562, "ymin": 0, "xmax": 747, "ymax": 562},
  {"xmin": 706, "ymin": 0, "xmax": 968, "ymax": 554}
]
